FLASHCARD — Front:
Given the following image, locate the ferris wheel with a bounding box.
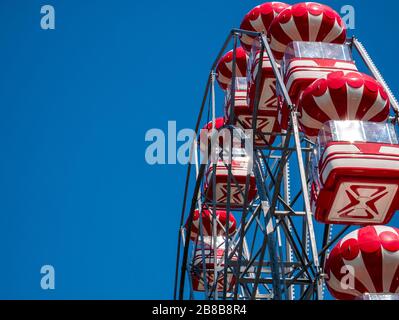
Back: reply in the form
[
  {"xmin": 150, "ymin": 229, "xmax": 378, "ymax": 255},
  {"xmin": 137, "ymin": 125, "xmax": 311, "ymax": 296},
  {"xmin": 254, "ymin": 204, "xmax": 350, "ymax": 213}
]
[{"xmin": 174, "ymin": 2, "xmax": 399, "ymax": 300}]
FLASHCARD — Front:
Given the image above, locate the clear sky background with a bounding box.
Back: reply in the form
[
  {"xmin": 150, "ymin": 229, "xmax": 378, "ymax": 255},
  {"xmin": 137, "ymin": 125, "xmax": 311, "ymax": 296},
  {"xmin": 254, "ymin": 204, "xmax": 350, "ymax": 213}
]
[{"xmin": 0, "ymin": 0, "xmax": 398, "ymax": 299}]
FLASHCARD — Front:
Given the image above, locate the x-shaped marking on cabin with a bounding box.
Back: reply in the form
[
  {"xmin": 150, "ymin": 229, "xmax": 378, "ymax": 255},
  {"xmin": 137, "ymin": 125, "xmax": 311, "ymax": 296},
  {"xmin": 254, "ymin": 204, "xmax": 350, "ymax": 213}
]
[
  {"xmin": 263, "ymin": 80, "xmax": 277, "ymax": 109},
  {"xmin": 219, "ymin": 185, "xmax": 242, "ymax": 204},
  {"xmin": 242, "ymin": 116, "xmax": 272, "ymax": 132},
  {"xmin": 337, "ymin": 185, "xmax": 389, "ymax": 219}
]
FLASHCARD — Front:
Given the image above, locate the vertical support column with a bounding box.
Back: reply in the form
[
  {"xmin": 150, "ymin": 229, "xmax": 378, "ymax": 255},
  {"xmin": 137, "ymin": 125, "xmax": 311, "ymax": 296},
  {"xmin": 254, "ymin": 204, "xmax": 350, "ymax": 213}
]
[
  {"xmin": 211, "ymin": 72, "xmax": 216, "ymax": 129},
  {"xmin": 253, "ymin": 153, "xmax": 282, "ymax": 299},
  {"xmin": 283, "ymin": 160, "xmax": 294, "ymax": 300},
  {"xmin": 194, "ymin": 136, "xmax": 211, "ymax": 298},
  {"xmin": 260, "ymin": 34, "xmax": 322, "ymax": 299},
  {"xmin": 222, "ymin": 33, "xmax": 239, "ymax": 299},
  {"xmin": 210, "ymin": 70, "xmax": 219, "ymax": 301}
]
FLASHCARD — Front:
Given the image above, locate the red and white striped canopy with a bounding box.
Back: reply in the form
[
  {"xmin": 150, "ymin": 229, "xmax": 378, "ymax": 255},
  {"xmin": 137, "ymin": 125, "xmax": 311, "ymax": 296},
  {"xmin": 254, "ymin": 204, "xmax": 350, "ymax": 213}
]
[
  {"xmin": 186, "ymin": 209, "xmax": 237, "ymax": 241},
  {"xmin": 298, "ymin": 71, "xmax": 390, "ymax": 140},
  {"xmin": 240, "ymin": 2, "xmax": 289, "ymax": 52},
  {"xmin": 325, "ymin": 226, "xmax": 399, "ymax": 300},
  {"xmin": 268, "ymin": 2, "xmax": 347, "ymax": 62},
  {"xmin": 203, "ymin": 118, "xmax": 225, "ymax": 131},
  {"xmin": 199, "ymin": 118, "xmax": 225, "ymax": 154},
  {"xmin": 216, "ymin": 47, "xmax": 248, "ymax": 91}
]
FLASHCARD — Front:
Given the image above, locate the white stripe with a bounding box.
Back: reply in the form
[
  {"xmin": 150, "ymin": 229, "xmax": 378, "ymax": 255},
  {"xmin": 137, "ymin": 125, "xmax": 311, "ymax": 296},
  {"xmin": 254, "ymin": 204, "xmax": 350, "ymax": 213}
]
[
  {"xmin": 382, "ymin": 249, "xmax": 399, "ymax": 292},
  {"xmin": 321, "ymin": 158, "xmax": 399, "ymax": 185},
  {"xmin": 327, "ymin": 271, "xmax": 362, "ymax": 298},
  {"xmin": 322, "ymin": 153, "xmax": 399, "ymax": 170},
  {"xmin": 225, "ymin": 60, "xmax": 233, "ymax": 73},
  {"xmin": 374, "ymin": 226, "xmax": 399, "ymax": 292},
  {"xmin": 313, "ymin": 87, "xmax": 341, "ymax": 120},
  {"xmin": 341, "ymin": 229, "xmax": 359, "ymax": 244},
  {"xmin": 300, "ymin": 106, "xmax": 324, "ymax": 129},
  {"xmin": 322, "ymin": 144, "xmax": 360, "ymax": 164},
  {"xmin": 269, "ymin": 34, "xmax": 287, "ymax": 53},
  {"xmin": 288, "ymin": 60, "xmax": 320, "ymax": 68},
  {"xmin": 347, "ymin": 83, "xmax": 364, "ymax": 119},
  {"xmin": 286, "ymin": 69, "xmax": 356, "ymax": 93},
  {"xmin": 280, "ymin": 16, "xmax": 303, "ymax": 42},
  {"xmin": 343, "ymin": 253, "xmax": 377, "ymax": 293},
  {"xmin": 308, "ymin": 10, "xmax": 323, "ymax": 41},
  {"xmin": 380, "ymin": 146, "xmax": 399, "ymax": 155},
  {"xmin": 250, "ymin": 13, "xmax": 265, "ymax": 33},
  {"xmin": 335, "ymin": 62, "xmax": 358, "ymax": 69},
  {"xmin": 240, "ymin": 34, "xmax": 253, "ymax": 47},
  {"xmin": 362, "ymin": 91, "xmax": 388, "ymax": 121},
  {"xmin": 285, "ymin": 62, "xmax": 358, "ymax": 78},
  {"xmin": 322, "ymin": 19, "xmax": 344, "ymax": 43},
  {"xmin": 217, "ymin": 72, "xmax": 231, "ymax": 86},
  {"xmin": 374, "ymin": 225, "xmax": 397, "ymax": 235}
]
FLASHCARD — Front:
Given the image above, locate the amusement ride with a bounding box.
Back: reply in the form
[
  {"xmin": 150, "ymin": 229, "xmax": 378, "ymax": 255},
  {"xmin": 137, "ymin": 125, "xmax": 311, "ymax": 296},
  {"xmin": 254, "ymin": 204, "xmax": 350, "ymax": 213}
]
[{"xmin": 174, "ymin": 2, "xmax": 399, "ymax": 300}]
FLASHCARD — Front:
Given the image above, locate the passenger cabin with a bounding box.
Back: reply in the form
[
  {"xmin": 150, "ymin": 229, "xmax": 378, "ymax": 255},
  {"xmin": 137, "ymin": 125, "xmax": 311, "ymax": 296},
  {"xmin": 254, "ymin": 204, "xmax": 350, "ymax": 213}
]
[
  {"xmin": 283, "ymin": 41, "xmax": 357, "ymax": 103},
  {"xmin": 191, "ymin": 237, "xmax": 237, "ymax": 292},
  {"xmin": 310, "ymin": 120, "xmax": 399, "ymax": 225},
  {"xmin": 185, "ymin": 209, "xmax": 237, "ymax": 242},
  {"xmin": 224, "ymin": 77, "xmax": 280, "ymax": 147},
  {"xmin": 204, "ymin": 145, "xmax": 257, "ymax": 209},
  {"xmin": 279, "ymin": 41, "xmax": 358, "ymax": 129}
]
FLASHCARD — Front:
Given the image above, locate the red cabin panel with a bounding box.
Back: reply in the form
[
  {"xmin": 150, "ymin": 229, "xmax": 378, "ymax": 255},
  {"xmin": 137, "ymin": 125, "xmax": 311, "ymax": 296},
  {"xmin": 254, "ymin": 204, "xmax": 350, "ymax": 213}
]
[{"xmin": 312, "ymin": 142, "xmax": 399, "ymax": 225}]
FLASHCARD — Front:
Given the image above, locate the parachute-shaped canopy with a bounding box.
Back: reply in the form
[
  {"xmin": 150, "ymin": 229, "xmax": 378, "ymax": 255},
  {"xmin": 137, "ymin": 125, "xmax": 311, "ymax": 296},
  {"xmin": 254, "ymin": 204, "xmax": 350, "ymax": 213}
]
[
  {"xmin": 298, "ymin": 71, "xmax": 390, "ymax": 140},
  {"xmin": 240, "ymin": 2, "xmax": 289, "ymax": 52},
  {"xmin": 268, "ymin": 2, "xmax": 347, "ymax": 62},
  {"xmin": 216, "ymin": 47, "xmax": 248, "ymax": 91},
  {"xmin": 203, "ymin": 118, "xmax": 225, "ymax": 131},
  {"xmin": 185, "ymin": 209, "xmax": 237, "ymax": 241},
  {"xmin": 325, "ymin": 226, "xmax": 399, "ymax": 300}
]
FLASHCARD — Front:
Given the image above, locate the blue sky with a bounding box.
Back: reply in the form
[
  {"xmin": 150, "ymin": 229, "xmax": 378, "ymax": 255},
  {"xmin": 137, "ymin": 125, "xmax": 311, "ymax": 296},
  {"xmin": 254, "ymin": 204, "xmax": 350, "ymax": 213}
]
[{"xmin": 0, "ymin": 0, "xmax": 398, "ymax": 299}]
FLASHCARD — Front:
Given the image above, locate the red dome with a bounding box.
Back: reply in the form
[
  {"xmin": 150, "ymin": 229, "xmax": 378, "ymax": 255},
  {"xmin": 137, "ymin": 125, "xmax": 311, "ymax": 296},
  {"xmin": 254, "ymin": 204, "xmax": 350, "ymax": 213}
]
[
  {"xmin": 240, "ymin": 2, "xmax": 289, "ymax": 52},
  {"xmin": 325, "ymin": 226, "xmax": 399, "ymax": 300},
  {"xmin": 268, "ymin": 2, "xmax": 347, "ymax": 62},
  {"xmin": 185, "ymin": 209, "xmax": 237, "ymax": 241},
  {"xmin": 216, "ymin": 47, "xmax": 248, "ymax": 91},
  {"xmin": 298, "ymin": 71, "xmax": 390, "ymax": 140},
  {"xmin": 199, "ymin": 118, "xmax": 225, "ymax": 154},
  {"xmin": 203, "ymin": 118, "xmax": 225, "ymax": 131}
]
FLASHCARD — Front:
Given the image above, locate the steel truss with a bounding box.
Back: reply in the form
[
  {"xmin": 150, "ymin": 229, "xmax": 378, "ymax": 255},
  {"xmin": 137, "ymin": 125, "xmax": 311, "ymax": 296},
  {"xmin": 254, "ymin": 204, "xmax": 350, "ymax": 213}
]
[{"xmin": 174, "ymin": 29, "xmax": 399, "ymax": 300}]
